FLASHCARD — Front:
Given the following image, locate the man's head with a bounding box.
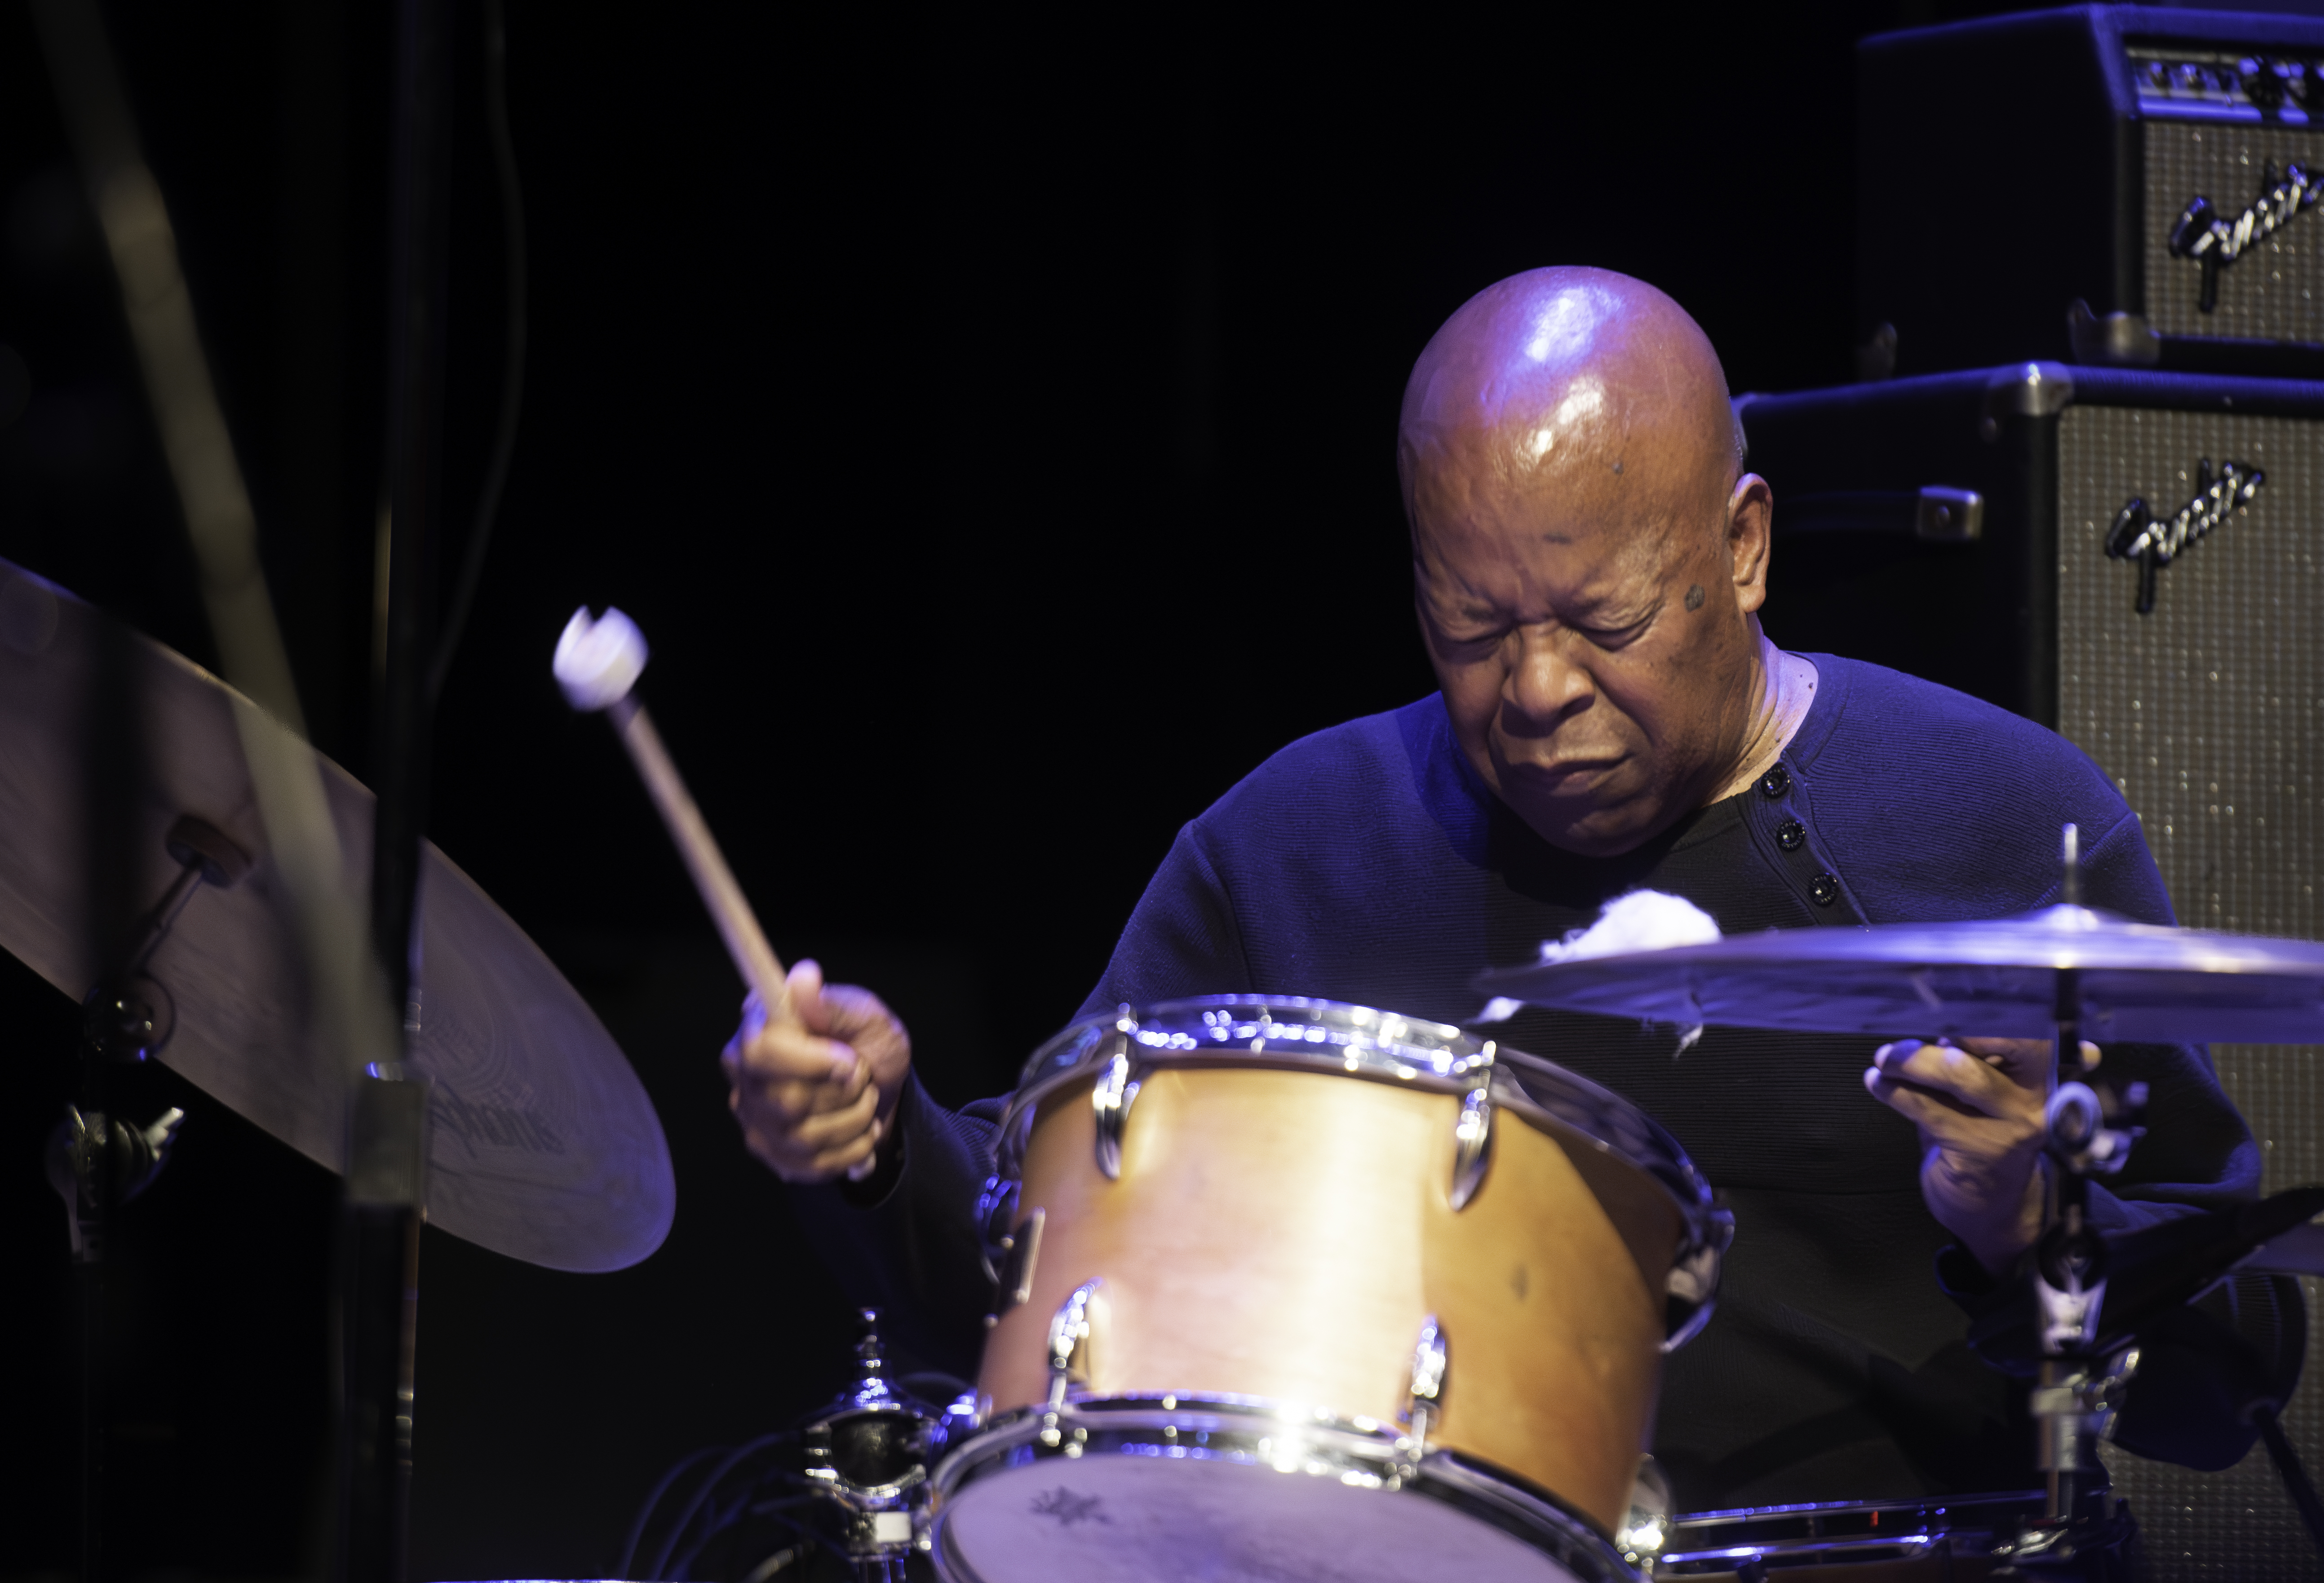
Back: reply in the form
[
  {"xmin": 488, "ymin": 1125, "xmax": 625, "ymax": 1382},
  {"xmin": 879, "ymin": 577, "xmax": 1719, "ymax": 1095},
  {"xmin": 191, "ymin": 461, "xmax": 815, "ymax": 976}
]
[{"xmin": 1399, "ymin": 267, "xmax": 1774, "ymax": 857}]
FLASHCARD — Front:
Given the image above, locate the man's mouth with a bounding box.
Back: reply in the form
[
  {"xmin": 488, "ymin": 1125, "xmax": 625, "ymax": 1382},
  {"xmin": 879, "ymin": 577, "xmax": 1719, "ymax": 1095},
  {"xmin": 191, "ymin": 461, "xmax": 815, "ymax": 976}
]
[{"xmin": 1499, "ymin": 752, "xmax": 1626, "ymax": 784}]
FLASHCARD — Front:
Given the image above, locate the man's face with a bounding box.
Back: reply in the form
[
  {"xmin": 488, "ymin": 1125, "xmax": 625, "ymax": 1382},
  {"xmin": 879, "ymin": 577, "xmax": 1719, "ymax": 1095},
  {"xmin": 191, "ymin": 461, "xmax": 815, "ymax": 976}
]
[{"xmin": 1410, "ymin": 443, "xmax": 1765, "ymax": 857}]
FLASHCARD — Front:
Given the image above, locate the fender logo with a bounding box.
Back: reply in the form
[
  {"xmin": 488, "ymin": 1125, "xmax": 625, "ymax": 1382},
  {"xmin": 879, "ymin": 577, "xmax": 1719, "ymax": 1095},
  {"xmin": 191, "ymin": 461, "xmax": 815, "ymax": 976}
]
[
  {"xmin": 2169, "ymin": 161, "xmax": 2323, "ymax": 312},
  {"xmin": 2104, "ymin": 459, "xmax": 2263, "ymax": 614}
]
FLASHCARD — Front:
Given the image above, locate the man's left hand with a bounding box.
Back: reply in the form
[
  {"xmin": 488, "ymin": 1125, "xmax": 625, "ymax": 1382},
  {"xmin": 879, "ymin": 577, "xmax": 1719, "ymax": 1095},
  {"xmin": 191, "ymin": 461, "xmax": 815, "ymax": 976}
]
[{"xmin": 1863, "ymin": 1037, "xmax": 2098, "ymax": 1275}]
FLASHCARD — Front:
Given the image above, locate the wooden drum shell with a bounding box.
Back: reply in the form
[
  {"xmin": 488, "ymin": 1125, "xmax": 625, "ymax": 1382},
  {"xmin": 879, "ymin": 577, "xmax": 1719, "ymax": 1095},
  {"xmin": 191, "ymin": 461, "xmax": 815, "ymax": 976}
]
[{"xmin": 977, "ymin": 1064, "xmax": 1684, "ymax": 1536}]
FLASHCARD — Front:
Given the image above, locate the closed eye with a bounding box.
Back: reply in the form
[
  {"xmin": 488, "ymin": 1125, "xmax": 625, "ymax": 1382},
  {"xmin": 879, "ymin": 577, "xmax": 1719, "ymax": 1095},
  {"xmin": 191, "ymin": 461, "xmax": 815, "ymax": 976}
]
[
  {"xmin": 1576, "ymin": 609, "xmax": 1656, "ymax": 648},
  {"xmin": 1423, "ymin": 606, "xmax": 1510, "ymax": 649}
]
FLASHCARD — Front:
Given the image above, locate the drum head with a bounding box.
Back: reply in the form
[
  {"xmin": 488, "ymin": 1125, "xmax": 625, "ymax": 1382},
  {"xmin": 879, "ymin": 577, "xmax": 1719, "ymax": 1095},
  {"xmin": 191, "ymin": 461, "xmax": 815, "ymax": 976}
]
[{"xmin": 936, "ymin": 1454, "xmax": 1590, "ymax": 1583}]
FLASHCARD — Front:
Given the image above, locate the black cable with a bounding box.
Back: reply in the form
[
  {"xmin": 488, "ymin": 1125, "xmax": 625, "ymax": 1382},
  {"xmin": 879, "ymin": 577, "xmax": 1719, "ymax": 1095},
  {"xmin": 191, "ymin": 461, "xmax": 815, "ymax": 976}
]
[
  {"xmin": 617, "ymin": 1443, "xmax": 725, "ymax": 1580},
  {"xmin": 666, "ymin": 1484, "xmax": 813, "ymax": 1582},
  {"xmin": 426, "ymin": 0, "xmax": 526, "ymax": 706},
  {"xmin": 2254, "ymin": 1403, "xmax": 2324, "ymax": 1559},
  {"xmin": 646, "ymin": 1432, "xmax": 796, "ymax": 1580}
]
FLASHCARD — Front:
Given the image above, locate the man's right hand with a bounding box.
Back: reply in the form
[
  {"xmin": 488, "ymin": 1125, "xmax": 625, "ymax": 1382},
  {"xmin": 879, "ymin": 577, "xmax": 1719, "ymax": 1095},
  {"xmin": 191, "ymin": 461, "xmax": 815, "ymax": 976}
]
[{"xmin": 723, "ymin": 959, "xmax": 912, "ymax": 1183}]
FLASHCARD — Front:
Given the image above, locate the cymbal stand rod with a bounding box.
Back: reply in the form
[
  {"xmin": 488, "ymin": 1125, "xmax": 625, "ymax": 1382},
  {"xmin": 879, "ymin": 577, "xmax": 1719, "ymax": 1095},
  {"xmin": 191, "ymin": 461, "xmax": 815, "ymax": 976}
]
[
  {"xmin": 60, "ymin": 863, "xmax": 190, "ymax": 1583},
  {"xmin": 70, "ymin": 1104, "xmax": 106, "ymax": 1583},
  {"xmin": 2005, "ymin": 824, "xmax": 2138, "ymax": 1567},
  {"xmin": 49, "ymin": 819, "xmax": 239, "ymax": 1583},
  {"xmin": 119, "ymin": 862, "xmax": 203, "ymax": 979}
]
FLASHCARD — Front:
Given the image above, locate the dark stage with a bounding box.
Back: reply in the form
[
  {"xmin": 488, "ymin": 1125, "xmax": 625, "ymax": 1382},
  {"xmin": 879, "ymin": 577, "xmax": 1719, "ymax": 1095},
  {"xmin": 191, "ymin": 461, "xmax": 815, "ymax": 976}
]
[{"xmin": 4, "ymin": 2, "xmax": 2319, "ymax": 1579}]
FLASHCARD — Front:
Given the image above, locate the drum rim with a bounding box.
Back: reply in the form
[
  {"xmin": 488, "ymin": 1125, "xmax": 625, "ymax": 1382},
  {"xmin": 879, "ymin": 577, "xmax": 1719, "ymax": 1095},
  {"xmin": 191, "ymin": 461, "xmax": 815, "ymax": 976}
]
[
  {"xmin": 1657, "ymin": 1489, "xmax": 2048, "ymax": 1571},
  {"xmin": 928, "ymin": 1394, "xmax": 1646, "ymax": 1583},
  {"xmin": 996, "ymin": 995, "xmax": 1730, "ymax": 1313}
]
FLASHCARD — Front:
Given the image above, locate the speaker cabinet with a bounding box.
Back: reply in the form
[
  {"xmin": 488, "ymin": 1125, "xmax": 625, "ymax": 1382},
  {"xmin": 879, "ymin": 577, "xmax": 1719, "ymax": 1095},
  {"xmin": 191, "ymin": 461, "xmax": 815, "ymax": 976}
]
[{"xmin": 1859, "ymin": 7, "xmax": 2324, "ymax": 378}]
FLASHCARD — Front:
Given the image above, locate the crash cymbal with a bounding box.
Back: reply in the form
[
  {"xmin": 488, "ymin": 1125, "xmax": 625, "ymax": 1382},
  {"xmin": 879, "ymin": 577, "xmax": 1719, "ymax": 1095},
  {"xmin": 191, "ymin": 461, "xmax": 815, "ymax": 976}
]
[
  {"xmin": 0, "ymin": 558, "xmax": 673, "ymax": 1273},
  {"xmin": 1472, "ymin": 903, "xmax": 2324, "ymax": 1045}
]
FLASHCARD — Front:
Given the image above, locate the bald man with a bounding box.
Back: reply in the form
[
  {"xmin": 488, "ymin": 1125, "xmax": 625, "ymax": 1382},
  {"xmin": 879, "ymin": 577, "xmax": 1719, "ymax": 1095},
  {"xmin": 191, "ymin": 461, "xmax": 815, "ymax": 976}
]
[{"xmin": 728, "ymin": 269, "xmax": 2278, "ymax": 1513}]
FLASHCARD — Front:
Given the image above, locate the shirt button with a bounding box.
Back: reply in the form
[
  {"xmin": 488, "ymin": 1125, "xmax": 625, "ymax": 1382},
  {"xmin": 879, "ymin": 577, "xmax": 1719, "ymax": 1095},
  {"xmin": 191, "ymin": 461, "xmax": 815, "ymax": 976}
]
[
  {"xmin": 1759, "ymin": 764, "xmax": 1791, "ymax": 799},
  {"xmin": 1777, "ymin": 819, "xmax": 1806, "ymax": 852},
  {"xmin": 1810, "ymin": 872, "xmax": 1839, "ymax": 907}
]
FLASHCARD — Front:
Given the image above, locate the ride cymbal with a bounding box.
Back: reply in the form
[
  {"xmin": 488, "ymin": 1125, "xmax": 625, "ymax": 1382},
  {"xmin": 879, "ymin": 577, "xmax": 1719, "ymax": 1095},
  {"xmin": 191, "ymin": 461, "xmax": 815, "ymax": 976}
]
[{"xmin": 1474, "ymin": 903, "xmax": 2324, "ymax": 1045}]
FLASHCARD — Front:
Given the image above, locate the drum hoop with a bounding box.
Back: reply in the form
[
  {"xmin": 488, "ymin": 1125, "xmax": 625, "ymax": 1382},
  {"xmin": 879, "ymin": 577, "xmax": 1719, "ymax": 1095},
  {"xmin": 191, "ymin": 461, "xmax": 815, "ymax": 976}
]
[
  {"xmin": 1659, "ymin": 1490, "xmax": 2048, "ymax": 1570},
  {"xmin": 928, "ymin": 1395, "xmax": 1646, "ymax": 1583},
  {"xmin": 994, "ymin": 995, "xmax": 1727, "ymax": 1270}
]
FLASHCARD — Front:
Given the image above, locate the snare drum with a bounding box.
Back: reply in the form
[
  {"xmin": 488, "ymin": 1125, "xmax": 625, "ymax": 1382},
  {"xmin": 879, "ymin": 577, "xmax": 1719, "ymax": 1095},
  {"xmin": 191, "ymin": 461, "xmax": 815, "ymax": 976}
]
[{"xmin": 927, "ymin": 997, "xmax": 1733, "ymax": 1583}]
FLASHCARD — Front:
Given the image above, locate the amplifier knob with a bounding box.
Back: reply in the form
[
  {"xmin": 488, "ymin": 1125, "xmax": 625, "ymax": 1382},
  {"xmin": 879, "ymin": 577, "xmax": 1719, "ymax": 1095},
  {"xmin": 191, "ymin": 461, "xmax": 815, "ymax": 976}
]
[{"xmin": 2244, "ymin": 58, "xmax": 2287, "ymax": 111}]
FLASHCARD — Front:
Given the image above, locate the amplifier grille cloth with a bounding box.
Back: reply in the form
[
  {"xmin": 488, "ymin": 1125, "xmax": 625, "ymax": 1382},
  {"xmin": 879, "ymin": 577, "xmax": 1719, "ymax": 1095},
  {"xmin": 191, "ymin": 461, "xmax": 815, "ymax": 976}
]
[
  {"xmin": 2144, "ymin": 121, "xmax": 2324, "ymax": 342},
  {"xmin": 2059, "ymin": 404, "xmax": 2324, "ymax": 1579}
]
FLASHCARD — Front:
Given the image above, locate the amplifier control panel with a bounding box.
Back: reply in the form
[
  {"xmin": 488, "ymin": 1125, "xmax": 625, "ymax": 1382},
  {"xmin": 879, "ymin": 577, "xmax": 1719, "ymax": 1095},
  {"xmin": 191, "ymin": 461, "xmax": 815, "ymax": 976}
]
[{"xmin": 2129, "ymin": 44, "xmax": 2324, "ymax": 125}]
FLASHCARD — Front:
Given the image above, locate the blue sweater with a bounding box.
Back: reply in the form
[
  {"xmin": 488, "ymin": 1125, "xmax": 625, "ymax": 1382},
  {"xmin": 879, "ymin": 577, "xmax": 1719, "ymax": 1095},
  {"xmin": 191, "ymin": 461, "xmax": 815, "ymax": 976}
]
[{"xmin": 798, "ymin": 656, "xmax": 2270, "ymax": 1510}]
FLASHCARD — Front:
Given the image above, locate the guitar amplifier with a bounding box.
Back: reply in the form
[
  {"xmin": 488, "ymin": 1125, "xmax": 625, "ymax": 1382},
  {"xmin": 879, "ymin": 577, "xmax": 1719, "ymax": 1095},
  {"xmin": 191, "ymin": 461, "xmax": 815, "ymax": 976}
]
[
  {"xmin": 1859, "ymin": 6, "xmax": 2324, "ymax": 380},
  {"xmin": 1738, "ymin": 362, "xmax": 2323, "ymax": 1580}
]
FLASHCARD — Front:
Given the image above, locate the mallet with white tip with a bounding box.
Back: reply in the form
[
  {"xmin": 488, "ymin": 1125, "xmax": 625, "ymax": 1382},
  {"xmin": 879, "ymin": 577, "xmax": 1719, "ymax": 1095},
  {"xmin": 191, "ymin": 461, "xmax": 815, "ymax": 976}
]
[{"xmin": 555, "ymin": 608, "xmax": 879, "ymax": 1178}]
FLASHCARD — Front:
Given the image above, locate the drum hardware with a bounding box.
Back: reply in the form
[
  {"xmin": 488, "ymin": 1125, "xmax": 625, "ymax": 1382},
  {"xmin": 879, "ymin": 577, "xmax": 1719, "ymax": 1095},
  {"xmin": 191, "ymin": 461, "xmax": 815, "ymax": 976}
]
[
  {"xmin": 620, "ymin": 1310, "xmax": 972, "ymax": 1581},
  {"xmin": 1656, "ymin": 1490, "xmax": 2051, "ymax": 1578},
  {"xmin": 46, "ymin": 812, "xmax": 249, "ymax": 1244},
  {"xmin": 974, "ymin": 1175, "xmax": 1018, "ymax": 1282},
  {"xmin": 800, "ymin": 1312, "xmax": 946, "ymax": 1581},
  {"xmin": 1401, "ymin": 1314, "xmax": 1449, "ymax": 1462},
  {"xmin": 1451, "ymin": 1056, "xmax": 1496, "ymax": 1210},
  {"xmin": 1042, "ymin": 1279, "xmax": 1105, "ymax": 1421},
  {"xmin": 38, "ymin": 811, "xmax": 246, "ymax": 1577},
  {"xmin": 1089, "ymin": 1032, "xmax": 1138, "ymax": 1179},
  {"xmin": 2001, "ymin": 838, "xmax": 2141, "ymax": 1571},
  {"xmin": 981, "ymin": 1205, "xmax": 1043, "ymax": 1325},
  {"xmin": 1963, "ymin": 1184, "xmax": 2324, "ymax": 1372},
  {"xmin": 1616, "ymin": 1458, "xmax": 1672, "ymax": 1571},
  {"xmin": 1964, "ymin": 1171, "xmax": 2324, "ymax": 1560},
  {"xmin": 1663, "ymin": 1242, "xmax": 1726, "ymax": 1353}
]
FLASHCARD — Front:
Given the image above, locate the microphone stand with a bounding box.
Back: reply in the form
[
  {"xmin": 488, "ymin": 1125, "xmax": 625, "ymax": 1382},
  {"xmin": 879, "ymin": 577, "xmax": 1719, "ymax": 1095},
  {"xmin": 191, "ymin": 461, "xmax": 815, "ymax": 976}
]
[{"xmin": 338, "ymin": 0, "xmax": 450, "ymax": 1576}]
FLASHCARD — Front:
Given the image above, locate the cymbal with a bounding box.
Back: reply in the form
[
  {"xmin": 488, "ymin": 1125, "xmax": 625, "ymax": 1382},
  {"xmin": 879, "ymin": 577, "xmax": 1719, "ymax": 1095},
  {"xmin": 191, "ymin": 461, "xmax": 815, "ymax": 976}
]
[
  {"xmin": 1472, "ymin": 904, "xmax": 2324, "ymax": 1045},
  {"xmin": 0, "ymin": 558, "xmax": 673, "ymax": 1273}
]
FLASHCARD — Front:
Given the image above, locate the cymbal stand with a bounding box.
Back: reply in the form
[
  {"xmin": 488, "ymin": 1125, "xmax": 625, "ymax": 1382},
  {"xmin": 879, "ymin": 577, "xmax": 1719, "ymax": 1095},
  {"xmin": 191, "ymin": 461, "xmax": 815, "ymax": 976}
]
[
  {"xmin": 1999, "ymin": 825, "xmax": 2147, "ymax": 1577},
  {"xmin": 337, "ymin": 0, "xmax": 452, "ymax": 1573},
  {"xmin": 47, "ymin": 816, "xmax": 249, "ymax": 1583}
]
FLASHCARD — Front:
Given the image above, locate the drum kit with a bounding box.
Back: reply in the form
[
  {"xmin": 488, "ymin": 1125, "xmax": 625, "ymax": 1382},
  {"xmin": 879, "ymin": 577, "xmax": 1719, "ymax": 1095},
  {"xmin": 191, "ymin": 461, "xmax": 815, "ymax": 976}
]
[
  {"xmin": 18, "ymin": 532, "xmax": 2324, "ymax": 1583},
  {"xmin": 561, "ymin": 606, "xmax": 2324, "ymax": 1579}
]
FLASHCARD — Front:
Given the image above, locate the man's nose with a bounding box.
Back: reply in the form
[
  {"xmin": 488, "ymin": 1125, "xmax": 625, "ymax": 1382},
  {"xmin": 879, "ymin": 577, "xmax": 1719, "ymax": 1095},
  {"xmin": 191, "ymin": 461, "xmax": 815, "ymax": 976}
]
[{"xmin": 1501, "ymin": 626, "xmax": 1595, "ymax": 730}]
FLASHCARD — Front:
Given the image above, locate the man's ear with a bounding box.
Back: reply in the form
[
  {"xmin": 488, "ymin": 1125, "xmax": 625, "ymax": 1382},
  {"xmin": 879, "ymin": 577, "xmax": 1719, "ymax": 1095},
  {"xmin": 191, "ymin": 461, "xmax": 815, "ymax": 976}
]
[{"xmin": 1727, "ymin": 473, "xmax": 1774, "ymax": 615}]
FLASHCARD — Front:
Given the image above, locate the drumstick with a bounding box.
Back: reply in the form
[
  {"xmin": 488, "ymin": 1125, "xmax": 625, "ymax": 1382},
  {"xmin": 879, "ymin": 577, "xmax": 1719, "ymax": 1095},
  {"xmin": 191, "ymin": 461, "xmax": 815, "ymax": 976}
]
[
  {"xmin": 553, "ymin": 604, "xmax": 888, "ymax": 1171},
  {"xmin": 554, "ymin": 607, "xmax": 788, "ymax": 1011},
  {"xmin": 555, "ymin": 608, "xmax": 880, "ymax": 1179}
]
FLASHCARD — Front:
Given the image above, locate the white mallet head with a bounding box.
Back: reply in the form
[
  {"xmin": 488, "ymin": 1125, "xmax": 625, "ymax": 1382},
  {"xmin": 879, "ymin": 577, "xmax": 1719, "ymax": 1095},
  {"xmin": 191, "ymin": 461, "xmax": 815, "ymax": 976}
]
[{"xmin": 554, "ymin": 606, "xmax": 649, "ymax": 712}]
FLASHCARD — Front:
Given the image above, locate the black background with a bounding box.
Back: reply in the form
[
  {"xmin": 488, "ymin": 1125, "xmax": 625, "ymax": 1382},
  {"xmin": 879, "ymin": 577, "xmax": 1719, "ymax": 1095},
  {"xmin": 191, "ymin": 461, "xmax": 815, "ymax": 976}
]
[{"xmin": 0, "ymin": 2, "xmax": 2288, "ymax": 1578}]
